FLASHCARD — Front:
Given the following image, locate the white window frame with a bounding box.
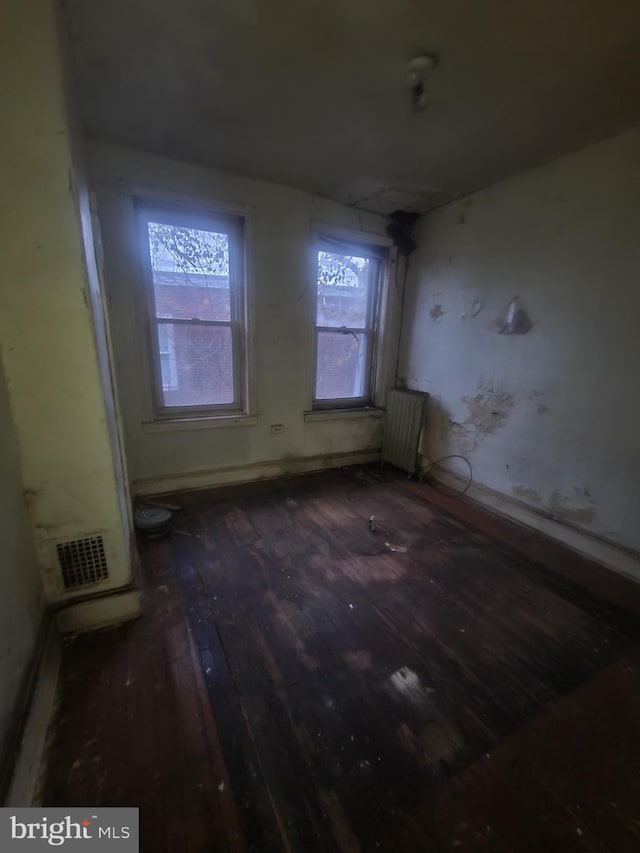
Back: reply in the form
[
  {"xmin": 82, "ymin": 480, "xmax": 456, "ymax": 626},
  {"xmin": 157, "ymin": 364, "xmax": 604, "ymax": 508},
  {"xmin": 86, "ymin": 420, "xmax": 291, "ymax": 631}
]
[
  {"xmin": 136, "ymin": 201, "xmax": 248, "ymax": 420},
  {"xmin": 311, "ymin": 229, "xmax": 391, "ymax": 411}
]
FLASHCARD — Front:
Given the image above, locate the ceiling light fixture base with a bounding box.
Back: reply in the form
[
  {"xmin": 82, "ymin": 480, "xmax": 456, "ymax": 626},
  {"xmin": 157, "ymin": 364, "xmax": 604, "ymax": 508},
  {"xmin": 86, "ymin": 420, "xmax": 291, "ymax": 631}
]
[{"xmin": 406, "ymin": 54, "xmax": 438, "ymax": 112}]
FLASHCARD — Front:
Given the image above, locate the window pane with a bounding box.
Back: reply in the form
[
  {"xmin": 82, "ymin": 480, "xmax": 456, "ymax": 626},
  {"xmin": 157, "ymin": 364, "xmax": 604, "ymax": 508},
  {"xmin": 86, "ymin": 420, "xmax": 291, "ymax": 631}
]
[
  {"xmin": 157, "ymin": 325, "xmax": 178, "ymax": 391},
  {"xmin": 315, "ymin": 330, "xmax": 369, "ymax": 400},
  {"xmin": 160, "ymin": 353, "xmax": 175, "ymax": 390},
  {"xmin": 317, "ymin": 251, "xmax": 371, "ymax": 328},
  {"xmin": 147, "ymin": 222, "xmax": 231, "ymax": 322},
  {"xmin": 158, "ymin": 323, "xmax": 234, "ymax": 407}
]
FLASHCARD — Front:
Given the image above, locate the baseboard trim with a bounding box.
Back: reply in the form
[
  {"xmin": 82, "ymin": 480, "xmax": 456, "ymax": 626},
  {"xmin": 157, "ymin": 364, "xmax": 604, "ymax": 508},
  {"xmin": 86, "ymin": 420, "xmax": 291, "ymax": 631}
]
[
  {"xmin": 5, "ymin": 618, "xmax": 61, "ymax": 807},
  {"xmin": 133, "ymin": 448, "xmax": 382, "ymax": 497},
  {"xmin": 56, "ymin": 587, "xmax": 141, "ymax": 635},
  {"xmin": 432, "ymin": 469, "xmax": 640, "ymax": 583}
]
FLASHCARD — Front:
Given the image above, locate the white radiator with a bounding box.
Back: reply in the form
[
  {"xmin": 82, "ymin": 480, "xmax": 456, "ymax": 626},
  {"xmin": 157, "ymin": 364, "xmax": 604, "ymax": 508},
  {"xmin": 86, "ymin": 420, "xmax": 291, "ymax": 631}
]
[{"xmin": 382, "ymin": 389, "xmax": 429, "ymax": 475}]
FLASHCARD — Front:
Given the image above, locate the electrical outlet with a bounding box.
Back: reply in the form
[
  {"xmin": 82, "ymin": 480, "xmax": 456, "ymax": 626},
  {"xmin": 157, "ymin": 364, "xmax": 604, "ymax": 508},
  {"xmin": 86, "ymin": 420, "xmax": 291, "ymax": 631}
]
[{"xmin": 270, "ymin": 424, "xmax": 285, "ymax": 434}]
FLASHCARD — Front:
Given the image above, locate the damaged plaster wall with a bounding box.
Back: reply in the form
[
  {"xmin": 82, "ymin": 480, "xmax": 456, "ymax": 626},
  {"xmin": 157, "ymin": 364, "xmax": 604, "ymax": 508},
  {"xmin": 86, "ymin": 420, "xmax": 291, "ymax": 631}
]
[
  {"xmin": 398, "ymin": 127, "xmax": 640, "ymax": 554},
  {"xmin": 0, "ymin": 356, "xmax": 43, "ymax": 767}
]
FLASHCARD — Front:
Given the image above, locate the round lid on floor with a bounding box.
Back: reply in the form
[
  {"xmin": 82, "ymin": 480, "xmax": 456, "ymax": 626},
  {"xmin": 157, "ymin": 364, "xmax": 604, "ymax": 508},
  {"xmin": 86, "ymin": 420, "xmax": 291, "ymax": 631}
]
[{"xmin": 134, "ymin": 507, "xmax": 172, "ymax": 532}]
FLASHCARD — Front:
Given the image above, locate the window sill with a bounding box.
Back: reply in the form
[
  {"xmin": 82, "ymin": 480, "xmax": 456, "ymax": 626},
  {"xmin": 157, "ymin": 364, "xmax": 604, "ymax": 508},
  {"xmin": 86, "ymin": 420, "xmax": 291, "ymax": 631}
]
[
  {"xmin": 141, "ymin": 414, "xmax": 257, "ymax": 433},
  {"xmin": 304, "ymin": 407, "xmax": 384, "ymax": 423}
]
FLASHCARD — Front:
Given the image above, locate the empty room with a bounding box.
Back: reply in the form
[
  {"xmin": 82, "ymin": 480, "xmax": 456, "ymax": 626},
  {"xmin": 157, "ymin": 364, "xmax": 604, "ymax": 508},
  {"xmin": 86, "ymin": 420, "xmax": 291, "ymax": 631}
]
[{"xmin": 1, "ymin": 1, "xmax": 640, "ymax": 851}]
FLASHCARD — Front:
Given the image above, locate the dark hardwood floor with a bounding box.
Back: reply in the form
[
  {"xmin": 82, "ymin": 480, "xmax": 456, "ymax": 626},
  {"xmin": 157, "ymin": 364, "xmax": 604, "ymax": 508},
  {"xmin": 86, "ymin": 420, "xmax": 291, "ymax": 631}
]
[{"xmin": 42, "ymin": 466, "xmax": 640, "ymax": 852}]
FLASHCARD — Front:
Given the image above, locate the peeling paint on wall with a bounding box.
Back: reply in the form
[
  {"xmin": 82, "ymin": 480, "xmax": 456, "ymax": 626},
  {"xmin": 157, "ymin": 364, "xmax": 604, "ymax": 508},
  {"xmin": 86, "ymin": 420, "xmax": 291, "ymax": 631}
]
[
  {"xmin": 462, "ymin": 382, "xmax": 514, "ymax": 433},
  {"xmin": 398, "ymin": 129, "xmax": 640, "ymax": 553},
  {"xmin": 511, "ymin": 484, "xmax": 595, "ymax": 527},
  {"xmin": 549, "ymin": 488, "xmax": 595, "ymax": 526},
  {"xmin": 430, "ymin": 304, "xmax": 444, "ymax": 321},
  {"xmin": 512, "ymin": 485, "xmax": 543, "ymax": 504},
  {"xmin": 447, "ymin": 380, "xmax": 514, "ymax": 453}
]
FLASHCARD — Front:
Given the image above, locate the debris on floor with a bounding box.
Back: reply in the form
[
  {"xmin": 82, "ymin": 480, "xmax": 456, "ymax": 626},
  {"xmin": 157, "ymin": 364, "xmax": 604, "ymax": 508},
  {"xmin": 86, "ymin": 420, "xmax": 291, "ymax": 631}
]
[{"xmin": 385, "ymin": 542, "xmax": 408, "ymax": 553}]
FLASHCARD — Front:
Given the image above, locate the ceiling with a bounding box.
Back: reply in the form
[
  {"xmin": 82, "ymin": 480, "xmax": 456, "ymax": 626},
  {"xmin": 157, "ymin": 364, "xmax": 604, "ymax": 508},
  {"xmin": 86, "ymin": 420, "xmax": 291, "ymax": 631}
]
[{"xmin": 64, "ymin": 0, "xmax": 640, "ymax": 215}]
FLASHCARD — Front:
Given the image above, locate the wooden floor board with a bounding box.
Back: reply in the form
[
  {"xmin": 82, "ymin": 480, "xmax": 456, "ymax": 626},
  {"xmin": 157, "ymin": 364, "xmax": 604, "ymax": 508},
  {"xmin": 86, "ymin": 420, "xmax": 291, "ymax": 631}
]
[{"xmin": 41, "ymin": 465, "xmax": 640, "ymax": 852}]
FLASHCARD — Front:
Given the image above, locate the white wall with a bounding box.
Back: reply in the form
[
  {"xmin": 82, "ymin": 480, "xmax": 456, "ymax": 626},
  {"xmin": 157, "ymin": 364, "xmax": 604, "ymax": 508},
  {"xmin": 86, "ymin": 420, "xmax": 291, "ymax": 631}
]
[
  {"xmin": 0, "ymin": 0, "xmax": 131, "ymax": 602},
  {"xmin": 0, "ymin": 355, "xmax": 43, "ymax": 764},
  {"xmin": 399, "ymin": 127, "xmax": 640, "ymax": 556},
  {"xmin": 90, "ymin": 144, "xmax": 401, "ymax": 493}
]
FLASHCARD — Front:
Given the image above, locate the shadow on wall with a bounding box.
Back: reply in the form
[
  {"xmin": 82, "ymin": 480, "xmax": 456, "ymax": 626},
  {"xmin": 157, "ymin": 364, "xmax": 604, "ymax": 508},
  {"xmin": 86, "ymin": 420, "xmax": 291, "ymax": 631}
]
[{"xmin": 425, "ymin": 382, "xmax": 514, "ymax": 459}]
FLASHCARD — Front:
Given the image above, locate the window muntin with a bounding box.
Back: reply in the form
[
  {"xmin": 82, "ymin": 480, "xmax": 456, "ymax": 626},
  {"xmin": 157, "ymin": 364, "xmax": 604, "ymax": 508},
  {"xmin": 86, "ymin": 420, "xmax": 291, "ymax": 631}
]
[
  {"xmin": 313, "ymin": 240, "xmax": 385, "ymax": 407},
  {"xmin": 138, "ymin": 205, "xmax": 245, "ymax": 416}
]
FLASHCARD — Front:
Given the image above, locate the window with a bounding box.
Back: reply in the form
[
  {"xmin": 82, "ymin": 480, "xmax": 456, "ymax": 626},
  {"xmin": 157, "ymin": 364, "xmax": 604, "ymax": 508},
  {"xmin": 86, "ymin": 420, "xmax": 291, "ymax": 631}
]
[
  {"xmin": 137, "ymin": 204, "xmax": 246, "ymax": 417},
  {"xmin": 313, "ymin": 237, "xmax": 387, "ymax": 408}
]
